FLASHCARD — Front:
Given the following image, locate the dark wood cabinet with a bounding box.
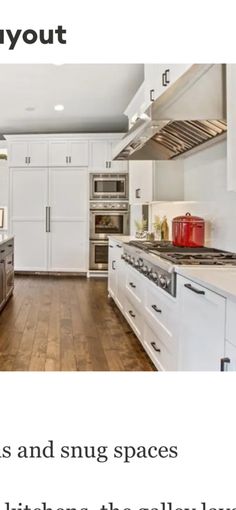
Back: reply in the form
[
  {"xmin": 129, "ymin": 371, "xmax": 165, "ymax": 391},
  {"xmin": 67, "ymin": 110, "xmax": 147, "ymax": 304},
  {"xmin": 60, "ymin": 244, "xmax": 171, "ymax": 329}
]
[{"xmin": 0, "ymin": 238, "xmax": 14, "ymax": 312}]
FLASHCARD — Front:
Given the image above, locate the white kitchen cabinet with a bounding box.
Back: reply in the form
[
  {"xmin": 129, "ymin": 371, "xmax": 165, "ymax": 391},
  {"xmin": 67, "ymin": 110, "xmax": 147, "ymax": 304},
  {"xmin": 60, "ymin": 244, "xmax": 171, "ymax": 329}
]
[
  {"xmin": 144, "ymin": 64, "xmax": 192, "ymax": 109},
  {"xmin": 10, "ymin": 167, "xmax": 89, "ymax": 272},
  {"xmin": 108, "ymin": 238, "xmax": 125, "ymax": 312},
  {"xmin": 129, "ymin": 161, "xmax": 153, "ymax": 204},
  {"xmin": 90, "ymin": 140, "xmax": 111, "ymax": 171},
  {"xmin": 223, "ymin": 341, "xmax": 236, "ymax": 371},
  {"xmin": 10, "ymin": 167, "xmax": 48, "ymax": 270},
  {"xmin": 49, "ymin": 141, "xmax": 89, "ymax": 167},
  {"xmin": 90, "ymin": 139, "xmax": 128, "ymax": 173},
  {"xmin": 129, "ymin": 160, "xmax": 184, "ymax": 204},
  {"xmin": 226, "ymin": 298, "xmax": 236, "ymax": 347},
  {"xmin": 48, "ymin": 168, "xmax": 88, "ymax": 271},
  {"xmin": 124, "ymin": 295, "xmax": 143, "ymax": 339},
  {"xmin": 142, "ymin": 322, "xmax": 177, "ymax": 371},
  {"xmin": 177, "ymin": 275, "xmax": 226, "ymax": 371},
  {"xmin": 9, "ymin": 141, "xmax": 48, "ymax": 167},
  {"xmin": 227, "ymin": 64, "xmax": 236, "ymax": 191}
]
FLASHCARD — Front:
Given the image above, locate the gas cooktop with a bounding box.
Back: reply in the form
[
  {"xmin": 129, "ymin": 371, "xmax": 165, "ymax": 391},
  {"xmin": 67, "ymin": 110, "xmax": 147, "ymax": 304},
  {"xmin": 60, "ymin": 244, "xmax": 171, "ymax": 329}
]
[{"xmin": 128, "ymin": 240, "xmax": 236, "ymax": 266}]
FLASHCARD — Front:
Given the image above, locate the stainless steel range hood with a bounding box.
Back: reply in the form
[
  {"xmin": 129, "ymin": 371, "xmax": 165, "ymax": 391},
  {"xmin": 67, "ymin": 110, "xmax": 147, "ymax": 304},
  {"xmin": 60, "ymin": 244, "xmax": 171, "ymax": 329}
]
[{"xmin": 113, "ymin": 64, "xmax": 227, "ymax": 160}]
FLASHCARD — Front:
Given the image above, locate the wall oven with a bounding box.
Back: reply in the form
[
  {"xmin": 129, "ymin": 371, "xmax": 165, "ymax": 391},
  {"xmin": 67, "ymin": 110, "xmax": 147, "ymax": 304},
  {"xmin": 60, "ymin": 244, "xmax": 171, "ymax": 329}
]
[
  {"xmin": 90, "ymin": 173, "xmax": 129, "ymax": 200},
  {"xmin": 89, "ymin": 201, "xmax": 129, "ymax": 270}
]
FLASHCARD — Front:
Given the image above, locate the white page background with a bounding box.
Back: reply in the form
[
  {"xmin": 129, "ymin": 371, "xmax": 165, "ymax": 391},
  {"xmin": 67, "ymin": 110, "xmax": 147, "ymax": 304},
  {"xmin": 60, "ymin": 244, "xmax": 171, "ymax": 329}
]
[{"xmin": 0, "ymin": 1, "xmax": 236, "ymax": 507}]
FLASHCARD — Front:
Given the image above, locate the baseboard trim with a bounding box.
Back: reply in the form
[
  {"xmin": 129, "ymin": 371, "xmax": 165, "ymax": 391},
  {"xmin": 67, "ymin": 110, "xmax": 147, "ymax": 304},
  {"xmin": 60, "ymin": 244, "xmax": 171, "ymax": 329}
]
[{"xmin": 15, "ymin": 271, "xmax": 87, "ymax": 277}]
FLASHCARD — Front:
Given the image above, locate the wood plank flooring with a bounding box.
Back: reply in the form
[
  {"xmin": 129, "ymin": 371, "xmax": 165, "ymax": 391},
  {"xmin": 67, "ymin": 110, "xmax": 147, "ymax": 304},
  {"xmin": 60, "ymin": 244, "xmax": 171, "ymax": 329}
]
[{"xmin": 0, "ymin": 275, "xmax": 155, "ymax": 371}]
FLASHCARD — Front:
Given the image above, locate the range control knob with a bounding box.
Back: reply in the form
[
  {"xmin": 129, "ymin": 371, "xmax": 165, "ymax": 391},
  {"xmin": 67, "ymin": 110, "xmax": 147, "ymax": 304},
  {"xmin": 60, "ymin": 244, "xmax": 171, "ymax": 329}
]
[
  {"xmin": 150, "ymin": 271, "xmax": 158, "ymax": 282},
  {"xmin": 142, "ymin": 265, "xmax": 149, "ymax": 274},
  {"xmin": 138, "ymin": 258, "xmax": 144, "ymax": 268},
  {"xmin": 131, "ymin": 257, "xmax": 135, "ymax": 266},
  {"xmin": 159, "ymin": 274, "xmax": 170, "ymax": 288},
  {"xmin": 127, "ymin": 255, "xmax": 131, "ymax": 264},
  {"xmin": 134, "ymin": 261, "xmax": 139, "ymax": 268}
]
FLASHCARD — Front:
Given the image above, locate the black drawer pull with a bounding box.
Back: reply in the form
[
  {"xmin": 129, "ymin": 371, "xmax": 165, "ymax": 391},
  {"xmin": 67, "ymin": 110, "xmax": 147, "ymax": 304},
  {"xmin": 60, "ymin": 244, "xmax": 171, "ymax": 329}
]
[
  {"xmin": 8, "ymin": 261, "xmax": 12, "ymax": 264},
  {"xmin": 152, "ymin": 304, "xmax": 162, "ymax": 313},
  {"xmin": 129, "ymin": 282, "xmax": 136, "ymax": 289},
  {"xmin": 1, "ymin": 249, "xmax": 5, "ymax": 253},
  {"xmin": 150, "ymin": 89, "xmax": 155, "ymax": 102},
  {"xmin": 151, "ymin": 342, "xmax": 161, "ymax": 353},
  {"xmin": 8, "ymin": 244, "xmax": 13, "ymax": 248},
  {"xmin": 220, "ymin": 357, "xmax": 230, "ymax": 371},
  {"xmin": 0, "ymin": 259, "xmax": 4, "ymax": 263},
  {"xmin": 109, "ymin": 245, "xmax": 113, "ymax": 248},
  {"xmin": 112, "ymin": 261, "xmax": 116, "ymax": 270},
  {"xmin": 129, "ymin": 310, "xmax": 136, "ymax": 318},
  {"xmin": 116, "ymin": 244, "xmax": 122, "ymax": 248},
  {"xmin": 184, "ymin": 283, "xmax": 205, "ymax": 295}
]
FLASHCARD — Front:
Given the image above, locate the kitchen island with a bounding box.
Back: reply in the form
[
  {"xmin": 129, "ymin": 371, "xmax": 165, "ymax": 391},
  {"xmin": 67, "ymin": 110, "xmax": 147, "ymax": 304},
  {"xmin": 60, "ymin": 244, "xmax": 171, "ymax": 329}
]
[
  {"xmin": 0, "ymin": 235, "xmax": 14, "ymax": 312},
  {"xmin": 108, "ymin": 235, "xmax": 236, "ymax": 371}
]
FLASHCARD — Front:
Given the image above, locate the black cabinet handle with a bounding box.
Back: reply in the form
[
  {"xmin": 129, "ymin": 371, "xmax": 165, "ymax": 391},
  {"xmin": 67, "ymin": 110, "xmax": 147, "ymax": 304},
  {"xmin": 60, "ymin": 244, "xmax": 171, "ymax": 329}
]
[
  {"xmin": 129, "ymin": 282, "xmax": 136, "ymax": 289},
  {"xmin": 1, "ymin": 249, "xmax": 5, "ymax": 253},
  {"xmin": 151, "ymin": 342, "xmax": 161, "ymax": 353},
  {"xmin": 135, "ymin": 188, "xmax": 141, "ymax": 199},
  {"xmin": 109, "ymin": 245, "xmax": 113, "ymax": 248},
  {"xmin": 0, "ymin": 259, "xmax": 4, "ymax": 263},
  {"xmin": 165, "ymin": 68, "xmax": 170, "ymax": 84},
  {"xmin": 8, "ymin": 261, "xmax": 12, "ymax": 264},
  {"xmin": 220, "ymin": 357, "xmax": 230, "ymax": 371},
  {"xmin": 112, "ymin": 261, "xmax": 116, "ymax": 270},
  {"xmin": 184, "ymin": 283, "xmax": 205, "ymax": 295},
  {"xmin": 116, "ymin": 244, "xmax": 122, "ymax": 248},
  {"xmin": 129, "ymin": 310, "xmax": 136, "ymax": 318},
  {"xmin": 162, "ymin": 72, "xmax": 167, "ymax": 87},
  {"xmin": 8, "ymin": 244, "xmax": 13, "ymax": 248},
  {"xmin": 150, "ymin": 89, "xmax": 155, "ymax": 102},
  {"xmin": 152, "ymin": 304, "xmax": 162, "ymax": 313}
]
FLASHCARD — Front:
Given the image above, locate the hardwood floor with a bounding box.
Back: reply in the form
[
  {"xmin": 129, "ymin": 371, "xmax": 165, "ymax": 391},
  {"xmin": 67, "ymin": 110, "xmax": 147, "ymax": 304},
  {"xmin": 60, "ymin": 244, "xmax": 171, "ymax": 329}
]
[{"xmin": 0, "ymin": 275, "xmax": 155, "ymax": 371}]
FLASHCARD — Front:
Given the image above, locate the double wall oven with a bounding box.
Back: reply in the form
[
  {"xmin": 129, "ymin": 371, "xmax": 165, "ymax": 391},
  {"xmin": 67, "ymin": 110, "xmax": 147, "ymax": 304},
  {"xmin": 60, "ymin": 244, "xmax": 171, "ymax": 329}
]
[{"xmin": 89, "ymin": 174, "xmax": 129, "ymax": 271}]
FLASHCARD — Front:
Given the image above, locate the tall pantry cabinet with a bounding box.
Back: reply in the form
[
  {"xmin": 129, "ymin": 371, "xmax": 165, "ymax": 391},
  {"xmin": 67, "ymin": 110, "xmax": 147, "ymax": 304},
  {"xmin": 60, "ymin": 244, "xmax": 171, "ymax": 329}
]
[{"xmin": 8, "ymin": 136, "xmax": 89, "ymax": 272}]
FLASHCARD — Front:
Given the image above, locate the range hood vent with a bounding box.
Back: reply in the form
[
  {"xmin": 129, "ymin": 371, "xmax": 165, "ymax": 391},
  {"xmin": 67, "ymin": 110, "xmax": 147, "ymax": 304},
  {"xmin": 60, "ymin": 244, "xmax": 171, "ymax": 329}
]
[
  {"xmin": 113, "ymin": 64, "xmax": 227, "ymax": 161},
  {"xmin": 152, "ymin": 119, "xmax": 227, "ymax": 159}
]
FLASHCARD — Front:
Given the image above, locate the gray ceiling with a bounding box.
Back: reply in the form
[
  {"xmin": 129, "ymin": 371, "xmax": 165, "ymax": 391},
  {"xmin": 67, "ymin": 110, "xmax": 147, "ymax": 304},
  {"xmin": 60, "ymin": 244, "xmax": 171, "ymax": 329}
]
[{"xmin": 0, "ymin": 64, "xmax": 144, "ymax": 136}]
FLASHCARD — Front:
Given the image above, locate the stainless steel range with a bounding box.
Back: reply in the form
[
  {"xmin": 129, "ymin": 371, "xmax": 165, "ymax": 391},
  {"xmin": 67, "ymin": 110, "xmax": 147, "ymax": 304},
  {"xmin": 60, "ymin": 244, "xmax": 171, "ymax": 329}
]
[{"xmin": 123, "ymin": 240, "xmax": 236, "ymax": 297}]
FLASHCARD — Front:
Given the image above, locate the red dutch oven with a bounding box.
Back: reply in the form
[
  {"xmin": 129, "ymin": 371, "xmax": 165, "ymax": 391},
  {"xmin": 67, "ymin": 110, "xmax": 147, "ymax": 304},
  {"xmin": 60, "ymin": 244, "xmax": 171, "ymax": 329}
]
[{"xmin": 172, "ymin": 212, "xmax": 205, "ymax": 247}]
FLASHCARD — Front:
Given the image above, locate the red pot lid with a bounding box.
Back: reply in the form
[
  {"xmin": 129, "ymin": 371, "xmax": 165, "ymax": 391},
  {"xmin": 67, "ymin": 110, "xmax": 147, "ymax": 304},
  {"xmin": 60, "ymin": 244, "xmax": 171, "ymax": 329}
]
[{"xmin": 172, "ymin": 212, "xmax": 205, "ymax": 223}]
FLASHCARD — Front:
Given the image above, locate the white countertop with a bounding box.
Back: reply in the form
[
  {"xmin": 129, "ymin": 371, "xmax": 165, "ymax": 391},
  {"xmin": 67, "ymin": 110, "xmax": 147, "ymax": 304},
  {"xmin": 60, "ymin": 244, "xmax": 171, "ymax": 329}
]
[
  {"xmin": 0, "ymin": 233, "xmax": 14, "ymax": 247},
  {"xmin": 108, "ymin": 235, "xmax": 137, "ymax": 243},
  {"xmin": 176, "ymin": 265, "xmax": 236, "ymax": 301}
]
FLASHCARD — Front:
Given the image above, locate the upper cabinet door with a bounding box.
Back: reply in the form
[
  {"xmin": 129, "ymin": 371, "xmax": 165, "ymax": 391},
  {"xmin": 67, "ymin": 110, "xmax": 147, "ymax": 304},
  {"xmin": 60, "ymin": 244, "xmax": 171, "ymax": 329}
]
[
  {"xmin": 49, "ymin": 142, "xmax": 69, "ymax": 166},
  {"xmin": 227, "ymin": 64, "xmax": 236, "ymax": 191},
  {"xmin": 89, "ymin": 140, "xmax": 110, "ymax": 171},
  {"xmin": 129, "ymin": 161, "xmax": 153, "ymax": 204},
  {"xmin": 8, "ymin": 142, "xmax": 29, "ymax": 167},
  {"xmin": 69, "ymin": 141, "xmax": 89, "ymax": 166},
  {"xmin": 9, "ymin": 141, "xmax": 49, "ymax": 167},
  {"xmin": 28, "ymin": 142, "xmax": 48, "ymax": 167}
]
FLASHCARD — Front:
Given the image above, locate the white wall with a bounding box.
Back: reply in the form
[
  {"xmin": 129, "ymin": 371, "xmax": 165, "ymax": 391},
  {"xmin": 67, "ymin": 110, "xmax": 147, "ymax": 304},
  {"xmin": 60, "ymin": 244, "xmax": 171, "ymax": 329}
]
[{"xmin": 150, "ymin": 139, "xmax": 236, "ymax": 252}]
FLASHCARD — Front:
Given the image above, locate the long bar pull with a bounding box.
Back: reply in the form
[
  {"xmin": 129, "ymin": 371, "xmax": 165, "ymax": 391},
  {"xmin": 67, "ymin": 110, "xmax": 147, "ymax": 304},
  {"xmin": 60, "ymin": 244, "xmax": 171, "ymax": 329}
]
[
  {"xmin": 48, "ymin": 206, "xmax": 51, "ymax": 233},
  {"xmin": 46, "ymin": 206, "xmax": 50, "ymax": 232}
]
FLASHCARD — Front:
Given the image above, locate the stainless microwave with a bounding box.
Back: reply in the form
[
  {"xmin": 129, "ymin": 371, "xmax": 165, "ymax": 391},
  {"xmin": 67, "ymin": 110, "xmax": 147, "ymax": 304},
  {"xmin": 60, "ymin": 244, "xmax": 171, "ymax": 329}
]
[{"xmin": 90, "ymin": 173, "xmax": 129, "ymax": 200}]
